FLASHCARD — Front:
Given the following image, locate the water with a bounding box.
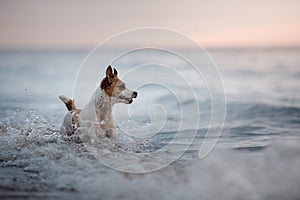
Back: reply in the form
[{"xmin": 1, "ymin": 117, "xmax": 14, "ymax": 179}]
[{"xmin": 0, "ymin": 48, "xmax": 300, "ymax": 199}]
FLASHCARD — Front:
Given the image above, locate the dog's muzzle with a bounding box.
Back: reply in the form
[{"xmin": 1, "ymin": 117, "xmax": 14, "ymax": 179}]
[
  {"xmin": 128, "ymin": 91, "xmax": 137, "ymax": 104},
  {"xmin": 120, "ymin": 91, "xmax": 138, "ymax": 104},
  {"xmin": 132, "ymin": 91, "xmax": 138, "ymax": 98}
]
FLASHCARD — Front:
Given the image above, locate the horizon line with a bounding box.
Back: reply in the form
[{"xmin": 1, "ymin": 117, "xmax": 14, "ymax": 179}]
[{"xmin": 1, "ymin": 44, "xmax": 300, "ymax": 52}]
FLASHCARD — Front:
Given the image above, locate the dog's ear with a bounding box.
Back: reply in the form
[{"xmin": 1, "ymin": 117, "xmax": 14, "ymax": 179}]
[
  {"xmin": 113, "ymin": 68, "xmax": 118, "ymax": 76},
  {"xmin": 100, "ymin": 77, "xmax": 111, "ymax": 89},
  {"xmin": 106, "ymin": 65, "xmax": 114, "ymax": 78},
  {"xmin": 101, "ymin": 66, "xmax": 114, "ymax": 89}
]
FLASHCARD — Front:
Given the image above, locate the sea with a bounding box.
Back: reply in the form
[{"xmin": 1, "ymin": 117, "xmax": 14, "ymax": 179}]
[{"xmin": 0, "ymin": 47, "xmax": 300, "ymax": 200}]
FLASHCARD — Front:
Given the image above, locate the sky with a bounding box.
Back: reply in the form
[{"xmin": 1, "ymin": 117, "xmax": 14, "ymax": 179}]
[{"xmin": 0, "ymin": 0, "xmax": 300, "ymax": 49}]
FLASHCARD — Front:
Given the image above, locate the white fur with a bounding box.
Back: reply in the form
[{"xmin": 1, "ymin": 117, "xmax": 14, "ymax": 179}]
[
  {"xmin": 60, "ymin": 86, "xmax": 136, "ymax": 136},
  {"xmin": 80, "ymin": 87, "xmax": 115, "ymax": 130}
]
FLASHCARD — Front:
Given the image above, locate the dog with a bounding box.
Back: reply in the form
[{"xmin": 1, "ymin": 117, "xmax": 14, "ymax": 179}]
[{"xmin": 59, "ymin": 66, "xmax": 138, "ymax": 137}]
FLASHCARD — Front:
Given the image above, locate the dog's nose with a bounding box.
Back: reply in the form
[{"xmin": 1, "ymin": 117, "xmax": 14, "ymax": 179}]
[{"xmin": 132, "ymin": 91, "xmax": 138, "ymax": 98}]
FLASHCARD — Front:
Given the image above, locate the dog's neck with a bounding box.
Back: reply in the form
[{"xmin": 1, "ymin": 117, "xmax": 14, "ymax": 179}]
[{"xmin": 94, "ymin": 88, "xmax": 115, "ymax": 130}]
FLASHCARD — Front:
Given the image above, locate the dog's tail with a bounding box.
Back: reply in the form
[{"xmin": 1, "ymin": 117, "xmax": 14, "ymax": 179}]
[{"xmin": 59, "ymin": 95, "xmax": 77, "ymax": 111}]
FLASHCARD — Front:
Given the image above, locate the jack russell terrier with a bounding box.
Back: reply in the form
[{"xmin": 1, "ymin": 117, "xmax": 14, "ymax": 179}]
[{"xmin": 59, "ymin": 66, "xmax": 138, "ymax": 137}]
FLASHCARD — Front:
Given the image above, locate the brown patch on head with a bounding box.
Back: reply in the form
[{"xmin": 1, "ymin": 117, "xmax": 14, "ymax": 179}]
[{"xmin": 100, "ymin": 66, "xmax": 126, "ymax": 97}]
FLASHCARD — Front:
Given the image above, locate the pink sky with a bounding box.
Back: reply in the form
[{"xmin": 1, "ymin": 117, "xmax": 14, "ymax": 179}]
[{"xmin": 0, "ymin": 0, "xmax": 299, "ymax": 48}]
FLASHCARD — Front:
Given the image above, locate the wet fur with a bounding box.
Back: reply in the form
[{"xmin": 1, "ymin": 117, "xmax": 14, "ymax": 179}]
[{"xmin": 59, "ymin": 66, "xmax": 137, "ymax": 137}]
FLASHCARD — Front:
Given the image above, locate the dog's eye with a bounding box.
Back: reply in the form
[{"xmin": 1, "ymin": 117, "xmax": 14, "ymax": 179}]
[{"xmin": 118, "ymin": 84, "xmax": 126, "ymax": 90}]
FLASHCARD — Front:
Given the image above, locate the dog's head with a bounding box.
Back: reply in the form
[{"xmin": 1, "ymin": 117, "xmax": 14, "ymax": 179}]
[{"xmin": 100, "ymin": 66, "xmax": 137, "ymax": 104}]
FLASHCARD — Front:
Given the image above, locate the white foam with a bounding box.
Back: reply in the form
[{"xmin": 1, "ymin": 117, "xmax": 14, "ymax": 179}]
[{"xmin": 1, "ymin": 112, "xmax": 300, "ymax": 199}]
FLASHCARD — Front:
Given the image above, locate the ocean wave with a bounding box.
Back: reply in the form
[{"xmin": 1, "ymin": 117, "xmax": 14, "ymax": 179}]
[{"xmin": 1, "ymin": 112, "xmax": 299, "ymax": 200}]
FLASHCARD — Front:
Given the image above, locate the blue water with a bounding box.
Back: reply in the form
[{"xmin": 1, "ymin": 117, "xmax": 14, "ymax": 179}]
[{"xmin": 0, "ymin": 48, "xmax": 300, "ymax": 199}]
